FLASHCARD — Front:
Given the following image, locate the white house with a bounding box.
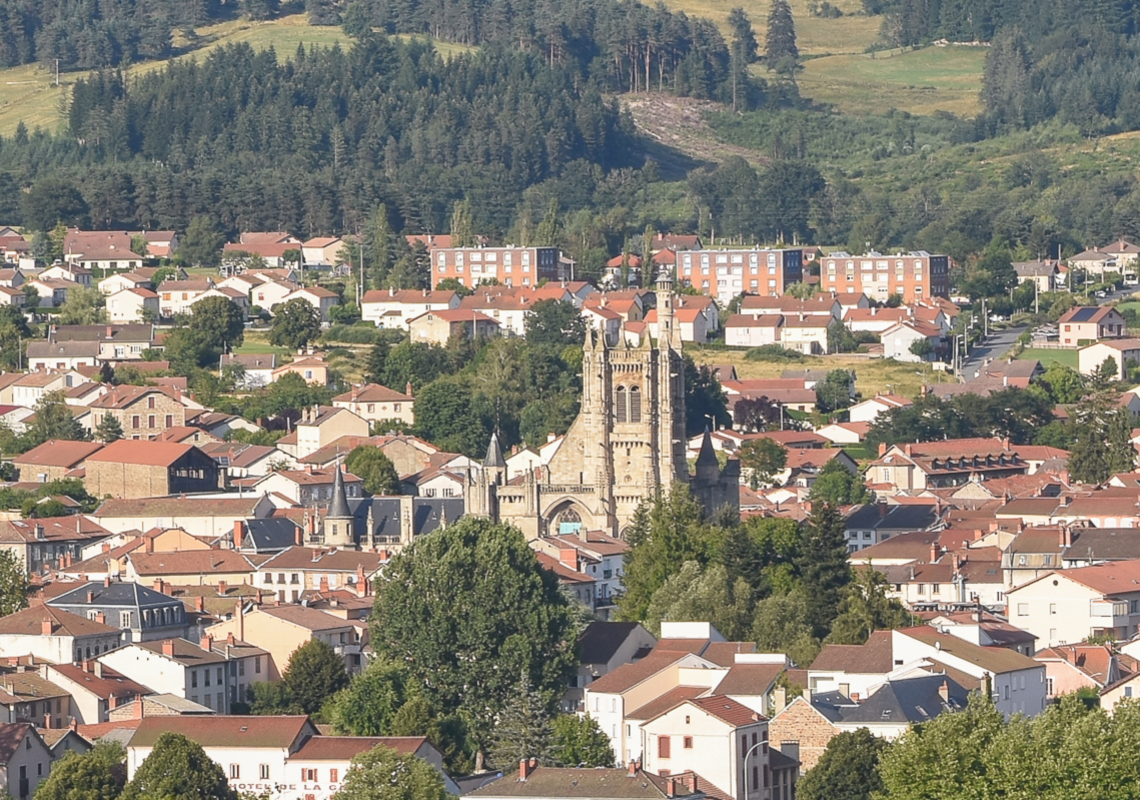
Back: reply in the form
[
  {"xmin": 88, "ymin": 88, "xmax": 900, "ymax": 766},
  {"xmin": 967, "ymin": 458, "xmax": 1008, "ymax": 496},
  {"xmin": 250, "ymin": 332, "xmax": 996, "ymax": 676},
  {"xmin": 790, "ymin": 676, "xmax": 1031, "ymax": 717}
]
[
  {"xmin": 332, "ymin": 383, "xmax": 415, "ymax": 427},
  {"xmin": 881, "ymin": 321, "xmax": 942, "ymax": 362},
  {"xmin": 158, "ymin": 280, "xmax": 214, "ymax": 317},
  {"xmin": 360, "ymin": 289, "xmax": 460, "ymax": 329},
  {"xmin": 849, "ymin": 394, "xmax": 913, "ymax": 424},
  {"xmin": 1078, "ymin": 339, "xmax": 1140, "ymax": 381},
  {"xmin": 1005, "ymin": 560, "xmax": 1140, "ymax": 648},
  {"xmin": 98, "ymin": 638, "xmax": 236, "ymax": 713},
  {"xmin": 107, "ymin": 288, "xmax": 159, "ymax": 323},
  {"xmin": 280, "ymin": 286, "xmax": 340, "ymax": 322}
]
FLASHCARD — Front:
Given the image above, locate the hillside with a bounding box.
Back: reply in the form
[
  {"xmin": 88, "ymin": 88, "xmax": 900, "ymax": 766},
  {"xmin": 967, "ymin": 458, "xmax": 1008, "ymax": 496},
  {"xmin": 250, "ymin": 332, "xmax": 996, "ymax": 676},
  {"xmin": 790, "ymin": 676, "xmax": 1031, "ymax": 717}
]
[{"xmin": 0, "ymin": 15, "xmax": 471, "ymax": 137}]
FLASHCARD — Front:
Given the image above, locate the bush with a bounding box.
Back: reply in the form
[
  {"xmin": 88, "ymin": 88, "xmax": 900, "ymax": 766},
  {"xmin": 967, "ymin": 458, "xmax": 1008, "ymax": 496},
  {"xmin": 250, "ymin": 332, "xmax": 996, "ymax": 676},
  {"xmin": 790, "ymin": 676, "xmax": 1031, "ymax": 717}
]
[
  {"xmin": 322, "ymin": 324, "xmax": 379, "ymax": 344},
  {"xmin": 745, "ymin": 345, "xmax": 805, "ymax": 362}
]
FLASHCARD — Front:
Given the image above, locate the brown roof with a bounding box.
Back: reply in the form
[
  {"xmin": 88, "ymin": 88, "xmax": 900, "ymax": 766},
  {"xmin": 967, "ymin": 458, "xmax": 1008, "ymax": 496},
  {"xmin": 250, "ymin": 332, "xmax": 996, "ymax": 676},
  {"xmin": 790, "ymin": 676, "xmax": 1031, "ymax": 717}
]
[
  {"xmin": 534, "ymin": 553, "xmax": 594, "ymax": 585},
  {"xmin": 587, "ymin": 652, "xmax": 689, "ymax": 694},
  {"xmin": 135, "ymin": 638, "xmax": 227, "ymax": 666},
  {"xmin": 48, "ymin": 664, "xmax": 150, "ymax": 700},
  {"xmin": 897, "ymin": 626, "xmax": 1040, "ymax": 673},
  {"xmin": 129, "ymin": 715, "xmax": 312, "ymax": 748},
  {"xmin": 809, "ymin": 631, "xmax": 894, "ymax": 673},
  {"xmin": 129, "ymin": 551, "xmax": 254, "ymax": 576},
  {"xmin": 333, "ymin": 383, "xmax": 412, "ymax": 404},
  {"xmin": 0, "ymin": 724, "xmax": 32, "ymax": 763},
  {"xmin": 0, "ymin": 516, "xmax": 108, "ymax": 544},
  {"xmin": 469, "ymin": 768, "xmax": 701, "ymax": 799},
  {"xmin": 1042, "ymin": 559, "xmax": 1140, "ymax": 595},
  {"xmin": 94, "ymin": 497, "xmax": 265, "ymax": 518},
  {"xmin": 626, "ymin": 686, "xmax": 707, "ymax": 721},
  {"xmin": 688, "ymin": 695, "xmax": 763, "ymax": 726},
  {"xmin": 88, "ymin": 385, "xmax": 179, "ymax": 410},
  {"xmin": 257, "ymin": 547, "xmax": 386, "ymax": 573},
  {"xmin": 361, "ymin": 289, "xmax": 457, "ymax": 305},
  {"xmin": 291, "ymin": 736, "xmax": 427, "ymax": 760},
  {"xmin": 0, "ymin": 605, "xmax": 118, "ymax": 637},
  {"xmin": 701, "ymin": 642, "xmax": 757, "ymax": 667},
  {"xmin": 255, "ymin": 605, "xmax": 352, "ymax": 632},
  {"xmin": 714, "ymin": 663, "xmax": 785, "ymax": 696}
]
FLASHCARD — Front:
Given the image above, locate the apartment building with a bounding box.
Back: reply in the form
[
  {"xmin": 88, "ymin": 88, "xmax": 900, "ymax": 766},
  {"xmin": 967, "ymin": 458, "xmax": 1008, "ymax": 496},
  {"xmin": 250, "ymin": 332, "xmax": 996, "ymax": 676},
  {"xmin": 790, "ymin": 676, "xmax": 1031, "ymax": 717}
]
[
  {"xmin": 676, "ymin": 249, "xmax": 803, "ymax": 304},
  {"xmin": 819, "ymin": 251, "xmax": 949, "ymax": 302},
  {"xmin": 430, "ymin": 246, "xmax": 563, "ymax": 287}
]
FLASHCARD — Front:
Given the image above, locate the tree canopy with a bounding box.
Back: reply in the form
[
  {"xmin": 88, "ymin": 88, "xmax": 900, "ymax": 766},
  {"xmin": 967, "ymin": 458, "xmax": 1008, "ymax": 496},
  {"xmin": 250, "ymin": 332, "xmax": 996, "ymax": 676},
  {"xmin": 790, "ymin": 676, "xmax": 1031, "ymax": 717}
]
[{"xmin": 121, "ymin": 733, "xmax": 236, "ymax": 800}]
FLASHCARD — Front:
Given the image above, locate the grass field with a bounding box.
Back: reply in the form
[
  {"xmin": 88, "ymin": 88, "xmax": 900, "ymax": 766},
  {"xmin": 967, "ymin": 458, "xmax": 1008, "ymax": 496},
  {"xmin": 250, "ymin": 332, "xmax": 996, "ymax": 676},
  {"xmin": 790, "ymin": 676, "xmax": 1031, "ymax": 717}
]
[
  {"xmin": 797, "ymin": 45, "xmax": 988, "ymax": 116},
  {"xmin": 1017, "ymin": 347, "xmax": 1078, "ymax": 369},
  {"xmin": 0, "ymin": 15, "xmax": 471, "ymax": 137},
  {"xmin": 666, "ymin": 0, "xmax": 879, "ymax": 56},
  {"xmin": 689, "ymin": 346, "xmax": 943, "ymax": 399}
]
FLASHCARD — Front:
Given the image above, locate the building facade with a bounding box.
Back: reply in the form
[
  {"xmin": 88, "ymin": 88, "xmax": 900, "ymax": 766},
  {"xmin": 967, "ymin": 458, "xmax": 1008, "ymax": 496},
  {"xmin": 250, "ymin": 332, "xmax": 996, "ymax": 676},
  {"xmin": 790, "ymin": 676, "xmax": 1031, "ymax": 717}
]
[
  {"xmin": 676, "ymin": 248, "xmax": 803, "ymax": 304},
  {"xmin": 819, "ymin": 251, "xmax": 949, "ymax": 302}
]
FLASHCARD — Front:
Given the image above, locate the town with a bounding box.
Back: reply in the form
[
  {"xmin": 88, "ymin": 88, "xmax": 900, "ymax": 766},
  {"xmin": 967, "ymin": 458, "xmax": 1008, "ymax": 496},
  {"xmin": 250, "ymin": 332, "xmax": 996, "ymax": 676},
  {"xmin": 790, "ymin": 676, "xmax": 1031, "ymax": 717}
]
[{"xmin": 0, "ymin": 225, "xmax": 1139, "ymax": 800}]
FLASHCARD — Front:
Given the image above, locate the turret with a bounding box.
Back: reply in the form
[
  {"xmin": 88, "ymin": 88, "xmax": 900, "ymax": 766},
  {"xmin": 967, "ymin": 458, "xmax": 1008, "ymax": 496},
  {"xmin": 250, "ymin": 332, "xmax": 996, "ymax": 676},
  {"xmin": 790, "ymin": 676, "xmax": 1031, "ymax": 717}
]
[{"xmin": 323, "ymin": 458, "xmax": 356, "ymax": 548}]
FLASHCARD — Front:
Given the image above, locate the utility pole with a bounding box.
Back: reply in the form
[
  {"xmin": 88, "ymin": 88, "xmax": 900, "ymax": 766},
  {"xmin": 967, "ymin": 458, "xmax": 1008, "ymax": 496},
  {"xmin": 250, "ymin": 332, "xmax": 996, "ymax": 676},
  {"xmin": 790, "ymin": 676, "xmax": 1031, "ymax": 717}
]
[{"xmin": 54, "ymin": 59, "xmax": 59, "ymax": 87}]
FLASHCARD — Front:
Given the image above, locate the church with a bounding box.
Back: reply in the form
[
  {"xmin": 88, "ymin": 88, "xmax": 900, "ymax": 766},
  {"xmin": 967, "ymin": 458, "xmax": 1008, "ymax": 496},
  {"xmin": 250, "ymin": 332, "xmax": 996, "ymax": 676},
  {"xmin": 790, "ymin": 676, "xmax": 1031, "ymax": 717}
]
[{"xmin": 468, "ymin": 270, "xmax": 740, "ymax": 539}]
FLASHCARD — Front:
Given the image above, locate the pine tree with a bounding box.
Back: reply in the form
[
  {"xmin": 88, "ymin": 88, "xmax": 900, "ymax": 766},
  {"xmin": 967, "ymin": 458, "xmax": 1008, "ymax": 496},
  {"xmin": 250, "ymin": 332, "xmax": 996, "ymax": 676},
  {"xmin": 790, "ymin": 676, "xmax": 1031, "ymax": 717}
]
[
  {"xmin": 765, "ymin": 0, "xmax": 799, "ymax": 76},
  {"xmin": 94, "ymin": 414, "xmax": 124, "ymax": 444},
  {"xmin": 535, "ymin": 198, "xmax": 561, "ymax": 247},
  {"xmin": 369, "ymin": 205, "xmax": 394, "ymax": 290},
  {"xmin": 489, "ymin": 673, "xmax": 554, "ymax": 769},
  {"xmin": 796, "ymin": 503, "xmax": 851, "ymax": 640},
  {"xmin": 450, "ymin": 200, "xmax": 475, "ymax": 247},
  {"xmin": 728, "ymin": 7, "xmax": 758, "ymax": 111}
]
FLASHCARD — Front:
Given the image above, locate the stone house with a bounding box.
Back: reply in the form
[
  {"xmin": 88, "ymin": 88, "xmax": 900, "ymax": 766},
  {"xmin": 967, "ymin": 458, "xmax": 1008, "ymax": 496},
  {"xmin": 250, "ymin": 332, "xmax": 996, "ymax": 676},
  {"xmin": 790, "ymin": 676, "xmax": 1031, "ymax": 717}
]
[
  {"xmin": 86, "ymin": 385, "xmax": 188, "ymax": 441},
  {"xmin": 84, "ymin": 440, "xmax": 220, "ymax": 499}
]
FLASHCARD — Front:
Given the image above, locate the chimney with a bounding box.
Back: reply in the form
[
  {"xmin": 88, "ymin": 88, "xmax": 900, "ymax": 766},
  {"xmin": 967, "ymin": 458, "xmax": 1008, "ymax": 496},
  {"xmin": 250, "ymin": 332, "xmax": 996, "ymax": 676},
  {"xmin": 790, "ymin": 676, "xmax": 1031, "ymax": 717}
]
[
  {"xmin": 218, "ymin": 580, "xmax": 228, "ymax": 595},
  {"xmin": 93, "ymin": 661, "xmax": 102, "ymax": 679},
  {"xmin": 405, "ymin": 382, "xmax": 413, "ymax": 398},
  {"xmin": 851, "ymin": 692, "xmax": 861, "ymax": 702},
  {"xmin": 41, "ymin": 618, "xmax": 52, "ymax": 636},
  {"xmin": 879, "ymin": 501, "xmax": 888, "ymax": 518},
  {"xmin": 69, "ymin": 718, "xmax": 77, "ymax": 733},
  {"xmin": 938, "ymin": 680, "xmax": 949, "ymax": 703},
  {"xmin": 86, "ymin": 591, "xmax": 95, "ymax": 604},
  {"xmin": 105, "ymin": 325, "xmax": 113, "ymax": 339},
  {"xmin": 104, "ymin": 575, "xmax": 111, "ymax": 587},
  {"xmin": 95, "ymin": 612, "xmax": 105, "ymax": 625},
  {"xmin": 227, "ymin": 633, "xmax": 235, "ymax": 646},
  {"xmin": 233, "ymin": 521, "xmax": 244, "ymax": 549},
  {"xmin": 295, "ymin": 523, "xmax": 304, "ymax": 547},
  {"xmin": 134, "ymin": 698, "xmax": 144, "ymax": 719},
  {"xmin": 236, "ymin": 602, "xmax": 245, "ymax": 641},
  {"xmin": 145, "ymin": 536, "xmax": 154, "ymax": 554},
  {"xmin": 319, "ymin": 576, "xmax": 330, "ymax": 593},
  {"xmin": 904, "ymin": 443, "xmax": 913, "ymax": 457},
  {"xmin": 519, "ymin": 758, "xmax": 537, "ymax": 781},
  {"xmin": 153, "ymin": 578, "xmax": 164, "ymax": 594},
  {"xmin": 666, "ymin": 777, "xmax": 677, "ymax": 798},
  {"xmin": 101, "ymin": 542, "xmax": 110, "ymax": 554},
  {"xmin": 161, "ymin": 639, "xmax": 174, "ymax": 657},
  {"xmin": 201, "ymin": 634, "xmax": 213, "ymax": 652},
  {"xmin": 1062, "ymin": 524, "xmax": 1073, "ymax": 548},
  {"xmin": 684, "ymin": 775, "xmax": 697, "ymax": 793},
  {"xmin": 930, "ymin": 543, "xmax": 940, "ymax": 563},
  {"xmin": 195, "ymin": 596, "xmax": 204, "ymax": 613},
  {"xmin": 628, "ymin": 761, "xmax": 638, "ymax": 777},
  {"xmin": 878, "ymin": 442, "xmax": 888, "ymax": 457}
]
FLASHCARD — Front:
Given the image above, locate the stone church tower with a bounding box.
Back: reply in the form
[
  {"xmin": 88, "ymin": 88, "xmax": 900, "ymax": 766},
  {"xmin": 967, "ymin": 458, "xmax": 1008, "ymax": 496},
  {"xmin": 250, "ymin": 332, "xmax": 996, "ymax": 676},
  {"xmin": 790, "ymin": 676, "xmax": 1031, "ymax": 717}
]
[{"xmin": 470, "ymin": 270, "xmax": 739, "ymax": 538}]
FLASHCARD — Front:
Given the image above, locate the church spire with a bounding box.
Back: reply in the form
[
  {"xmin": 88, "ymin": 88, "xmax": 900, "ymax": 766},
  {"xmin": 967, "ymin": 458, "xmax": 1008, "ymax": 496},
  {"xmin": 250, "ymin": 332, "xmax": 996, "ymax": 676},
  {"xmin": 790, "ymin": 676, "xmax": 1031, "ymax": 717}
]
[{"xmin": 484, "ymin": 431, "xmax": 506, "ymax": 469}]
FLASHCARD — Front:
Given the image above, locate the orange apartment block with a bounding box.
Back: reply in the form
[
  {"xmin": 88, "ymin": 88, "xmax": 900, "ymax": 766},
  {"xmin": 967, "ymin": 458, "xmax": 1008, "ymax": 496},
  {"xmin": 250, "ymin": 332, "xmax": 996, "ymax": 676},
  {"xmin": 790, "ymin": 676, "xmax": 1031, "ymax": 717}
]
[{"xmin": 819, "ymin": 250, "xmax": 949, "ymax": 302}]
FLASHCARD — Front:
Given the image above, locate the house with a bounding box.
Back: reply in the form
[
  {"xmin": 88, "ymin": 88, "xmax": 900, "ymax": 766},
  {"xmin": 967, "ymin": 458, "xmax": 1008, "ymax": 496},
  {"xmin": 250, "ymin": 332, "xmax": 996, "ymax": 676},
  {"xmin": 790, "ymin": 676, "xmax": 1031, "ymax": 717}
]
[
  {"xmin": 408, "ymin": 308, "xmax": 499, "ymax": 345},
  {"xmin": 817, "ymin": 422, "xmax": 869, "ymax": 445},
  {"xmin": 107, "ymin": 288, "xmax": 159, "ymax": 323},
  {"xmin": 1005, "ymin": 559, "xmax": 1140, "ymax": 648},
  {"xmin": 99, "ymin": 638, "xmax": 237, "ymax": 713},
  {"xmin": 1013, "ymin": 261, "xmax": 1058, "ymax": 292},
  {"xmin": 280, "ymin": 286, "xmax": 340, "ymax": 322},
  {"xmin": 84, "ymin": 441, "xmax": 220, "ymax": 499},
  {"xmin": 25, "ymin": 278, "xmax": 72, "ymax": 307},
  {"xmin": 26, "ymin": 341, "xmax": 102, "ymax": 371},
  {"xmin": 41, "ymin": 263, "xmax": 94, "ymax": 287},
  {"xmin": 1070, "ymin": 248, "xmax": 1115, "ymax": 277},
  {"xmin": 12, "ymin": 439, "xmax": 103, "ymax": 483},
  {"xmin": 275, "ymin": 406, "xmax": 369, "ymax": 460},
  {"xmin": 842, "ymin": 306, "xmax": 912, "ymax": 334},
  {"xmin": 99, "ymin": 272, "xmax": 154, "ymax": 296},
  {"xmin": 332, "ymin": 383, "xmax": 414, "ymax": 427},
  {"xmin": 125, "ymin": 716, "xmax": 460, "ymax": 797},
  {"xmin": 252, "ymin": 467, "xmax": 364, "ymax": 508},
  {"xmin": 881, "ymin": 320, "xmax": 942, "ymax": 362},
  {"xmin": 301, "ymin": 237, "xmax": 346, "ymax": 267},
  {"xmin": 222, "ymin": 242, "xmax": 299, "ymax": 269},
  {"xmin": 739, "ymin": 295, "xmax": 842, "ymax": 319},
  {"xmin": 1078, "ymin": 339, "xmax": 1140, "ymax": 380},
  {"xmin": 818, "ymin": 251, "xmax": 950, "ymax": 302},
  {"xmin": 89, "ymin": 495, "xmax": 276, "ymax": 539},
  {"xmin": 1034, "ymin": 644, "xmax": 1128, "ymax": 699},
  {"xmin": 48, "ymin": 323, "xmax": 160, "ymax": 363},
  {"xmin": 158, "ymin": 280, "xmax": 215, "ymax": 317},
  {"xmin": 0, "ymin": 606, "xmax": 122, "ymax": 666},
  {"xmin": 360, "ymin": 289, "xmax": 460, "ymax": 329},
  {"xmin": 724, "ymin": 314, "xmax": 784, "ymax": 348},
  {"xmin": 1058, "ymin": 306, "xmax": 1127, "ymax": 346},
  {"xmin": 87, "ymin": 385, "xmax": 189, "ymax": 440},
  {"xmin": 0, "ymin": 516, "xmax": 112, "ymax": 576},
  {"xmin": 843, "ymin": 502, "xmax": 942, "ymax": 553},
  {"xmin": 205, "ymin": 605, "xmax": 360, "ymax": 680},
  {"xmin": 868, "ymin": 438, "xmax": 1028, "ymax": 491},
  {"xmin": 44, "ymin": 662, "xmax": 152, "ymax": 724},
  {"xmin": 0, "ymin": 286, "xmax": 24, "ymax": 309},
  {"xmin": 271, "ymin": 353, "xmax": 331, "ymax": 386},
  {"xmin": 47, "ymin": 580, "xmax": 188, "ymax": 643},
  {"xmin": 776, "ymin": 314, "xmax": 830, "ymax": 356},
  {"xmin": 249, "ymin": 279, "xmax": 300, "ymax": 313},
  {"xmin": 563, "ymin": 622, "xmax": 657, "ymax": 713},
  {"xmin": 219, "ymin": 354, "xmax": 277, "ymax": 390},
  {"xmin": 0, "ymin": 724, "xmax": 55, "ymax": 799}
]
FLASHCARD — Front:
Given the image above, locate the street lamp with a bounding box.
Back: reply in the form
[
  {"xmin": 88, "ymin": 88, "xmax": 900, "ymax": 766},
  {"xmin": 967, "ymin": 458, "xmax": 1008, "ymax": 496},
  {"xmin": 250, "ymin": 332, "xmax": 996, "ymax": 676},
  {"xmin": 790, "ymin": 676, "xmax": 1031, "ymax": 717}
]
[{"xmin": 741, "ymin": 737, "xmax": 768, "ymax": 800}]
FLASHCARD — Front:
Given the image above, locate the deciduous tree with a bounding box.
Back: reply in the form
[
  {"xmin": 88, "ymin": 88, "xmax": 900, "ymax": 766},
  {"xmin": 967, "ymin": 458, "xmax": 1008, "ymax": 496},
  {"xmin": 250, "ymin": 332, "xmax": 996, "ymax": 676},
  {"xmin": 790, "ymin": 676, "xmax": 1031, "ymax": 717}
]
[
  {"xmin": 797, "ymin": 729, "xmax": 888, "ymax": 800},
  {"xmin": 282, "ymin": 638, "xmax": 349, "ymax": 715},
  {"xmin": 550, "ymin": 714, "xmax": 613, "ymax": 767},
  {"xmin": 326, "ymin": 660, "xmax": 409, "ymax": 736},
  {"xmin": 370, "ymin": 517, "xmax": 577, "ymax": 768},
  {"xmin": 269, "ymin": 298, "xmax": 323, "ymax": 350},
  {"xmin": 121, "ymin": 733, "xmax": 236, "ymax": 800},
  {"xmin": 345, "ymin": 446, "xmax": 401, "ymax": 495},
  {"xmin": 739, "ymin": 437, "xmax": 787, "ymax": 489},
  {"xmin": 336, "ymin": 745, "xmax": 450, "ymax": 800}
]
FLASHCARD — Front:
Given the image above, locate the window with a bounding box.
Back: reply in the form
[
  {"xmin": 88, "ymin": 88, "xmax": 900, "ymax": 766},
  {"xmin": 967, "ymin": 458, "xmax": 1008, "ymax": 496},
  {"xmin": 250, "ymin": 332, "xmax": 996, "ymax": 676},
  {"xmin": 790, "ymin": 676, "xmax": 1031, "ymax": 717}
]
[
  {"xmin": 230, "ymin": 765, "xmax": 240, "ymax": 779},
  {"xmin": 148, "ymin": 415, "xmax": 155, "ymax": 428},
  {"xmin": 260, "ymin": 765, "xmax": 270, "ymax": 780},
  {"xmin": 1128, "ymin": 686, "xmax": 1134, "ymax": 699},
  {"xmin": 683, "ymin": 736, "xmax": 693, "ymax": 749},
  {"xmin": 629, "ymin": 386, "xmax": 642, "ymax": 423},
  {"xmin": 1050, "ymin": 603, "xmax": 1057, "ymax": 615},
  {"xmin": 191, "ymin": 671, "xmax": 198, "ymax": 688},
  {"xmin": 148, "ymin": 396, "xmax": 156, "ymax": 409},
  {"xmin": 304, "ymin": 769, "xmax": 317, "ymax": 782},
  {"xmin": 132, "ymin": 415, "xmax": 140, "ymax": 429},
  {"xmin": 204, "ymin": 669, "xmax": 210, "ymax": 687},
  {"xmin": 165, "ymin": 415, "xmax": 173, "ymax": 427},
  {"xmin": 120, "ymin": 612, "xmax": 132, "ymax": 628},
  {"xmin": 615, "ymin": 386, "xmax": 627, "ymax": 423},
  {"xmin": 255, "ymin": 657, "xmax": 261, "ymax": 674},
  {"xmin": 658, "ymin": 736, "xmax": 670, "ymax": 759},
  {"xmin": 218, "ymin": 667, "xmax": 223, "ymax": 684},
  {"xmin": 1017, "ymin": 603, "xmax": 1028, "ymax": 616},
  {"xmin": 330, "ymin": 769, "xmax": 339, "ymax": 783}
]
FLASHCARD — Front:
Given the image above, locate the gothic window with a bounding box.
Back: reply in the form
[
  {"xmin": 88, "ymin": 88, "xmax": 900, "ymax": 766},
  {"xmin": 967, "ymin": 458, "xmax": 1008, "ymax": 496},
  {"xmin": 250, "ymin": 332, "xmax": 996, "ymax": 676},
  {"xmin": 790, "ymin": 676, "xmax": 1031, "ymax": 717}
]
[
  {"xmin": 629, "ymin": 386, "xmax": 642, "ymax": 422},
  {"xmin": 615, "ymin": 386, "xmax": 628, "ymax": 423}
]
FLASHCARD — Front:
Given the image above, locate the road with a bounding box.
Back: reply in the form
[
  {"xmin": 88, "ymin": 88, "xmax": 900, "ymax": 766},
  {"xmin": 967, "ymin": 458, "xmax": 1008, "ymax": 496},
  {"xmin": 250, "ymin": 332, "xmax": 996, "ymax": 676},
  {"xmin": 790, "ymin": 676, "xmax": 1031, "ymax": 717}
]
[{"xmin": 958, "ymin": 323, "xmax": 1028, "ymax": 381}]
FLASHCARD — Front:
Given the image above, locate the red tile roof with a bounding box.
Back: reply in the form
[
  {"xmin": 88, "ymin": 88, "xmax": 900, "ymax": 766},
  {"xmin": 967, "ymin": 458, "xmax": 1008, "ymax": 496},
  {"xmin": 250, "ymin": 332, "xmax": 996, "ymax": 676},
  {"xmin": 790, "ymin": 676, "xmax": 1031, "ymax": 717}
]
[
  {"xmin": 129, "ymin": 715, "xmax": 312, "ymax": 748},
  {"xmin": 689, "ymin": 695, "xmax": 763, "ymax": 726},
  {"xmin": 85, "ymin": 439, "xmax": 195, "ymax": 467},
  {"xmin": 13, "ymin": 439, "xmax": 103, "ymax": 468},
  {"xmin": 291, "ymin": 736, "xmax": 428, "ymax": 760}
]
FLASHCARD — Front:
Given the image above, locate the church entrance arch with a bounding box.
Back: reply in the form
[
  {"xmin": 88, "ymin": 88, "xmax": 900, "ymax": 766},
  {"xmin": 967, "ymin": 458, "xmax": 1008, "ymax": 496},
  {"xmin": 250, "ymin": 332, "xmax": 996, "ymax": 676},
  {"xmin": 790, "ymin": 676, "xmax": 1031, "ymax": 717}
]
[{"xmin": 544, "ymin": 499, "xmax": 592, "ymax": 535}]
